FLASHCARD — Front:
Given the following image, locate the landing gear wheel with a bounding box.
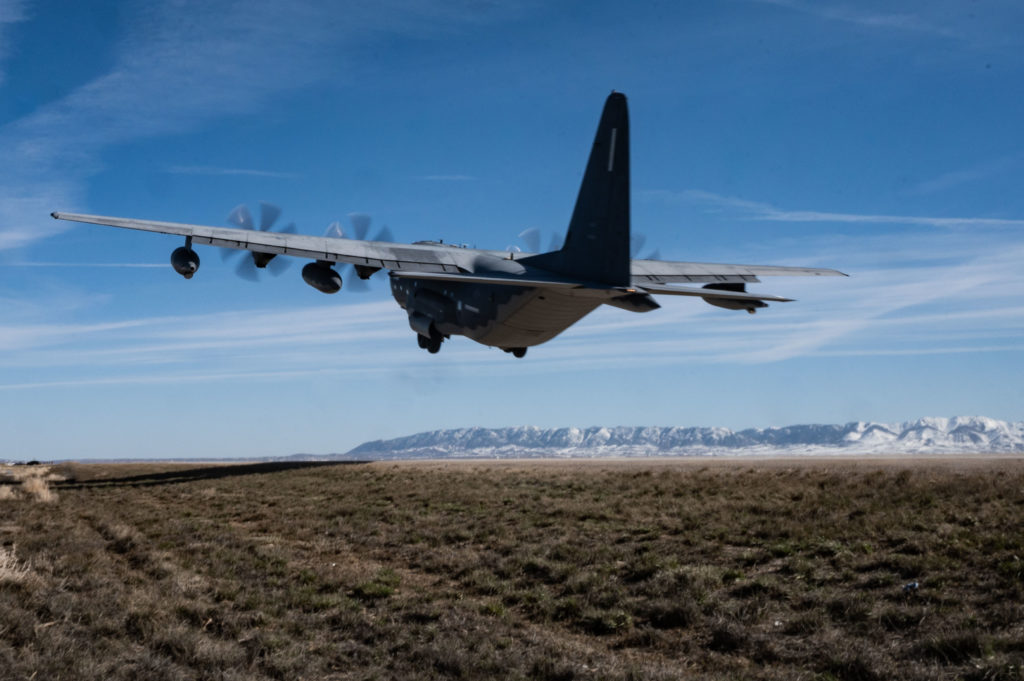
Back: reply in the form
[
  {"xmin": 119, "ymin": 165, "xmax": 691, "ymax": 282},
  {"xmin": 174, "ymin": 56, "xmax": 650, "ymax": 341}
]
[
  {"xmin": 511, "ymin": 347, "xmax": 527, "ymax": 358},
  {"xmin": 416, "ymin": 331, "xmax": 444, "ymax": 354}
]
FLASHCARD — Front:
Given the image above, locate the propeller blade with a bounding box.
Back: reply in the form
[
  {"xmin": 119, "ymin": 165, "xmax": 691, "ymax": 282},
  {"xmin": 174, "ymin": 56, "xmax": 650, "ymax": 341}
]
[
  {"xmin": 259, "ymin": 202, "xmax": 281, "ymax": 231},
  {"xmin": 223, "ymin": 203, "xmax": 296, "ymax": 281},
  {"xmin": 227, "ymin": 204, "xmax": 254, "ymax": 230},
  {"xmin": 348, "ymin": 213, "xmax": 371, "ymax": 241},
  {"xmin": 235, "ymin": 255, "xmax": 260, "ymax": 282},
  {"xmin": 324, "ymin": 221, "xmax": 344, "ymax": 239},
  {"xmin": 630, "ymin": 234, "xmax": 647, "ymax": 258},
  {"xmin": 344, "ymin": 265, "xmax": 370, "ymax": 292},
  {"xmin": 333, "ymin": 222, "xmax": 395, "ymax": 293},
  {"xmin": 548, "ymin": 232, "xmax": 563, "ymax": 252},
  {"xmin": 224, "ymin": 205, "xmax": 253, "ymax": 261},
  {"xmin": 264, "ymin": 222, "xmax": 296, "ymax": 275},
  {"xmin": 645, "ymin": 249, "xmax": 661, "ymax": 261},
  {"xmin": 267, "ymin": 255, "xmax": 291, "ymax": 276},
  {"xmin": 518, "ymin": 228, "xmax": 541, "ymax": 253}
]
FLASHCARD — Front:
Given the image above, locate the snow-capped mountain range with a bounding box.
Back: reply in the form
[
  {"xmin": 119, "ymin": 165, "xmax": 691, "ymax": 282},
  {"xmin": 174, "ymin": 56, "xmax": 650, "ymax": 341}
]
[{"xmin": 348, "ymin": 417, "xmax": 1024, "ymax": 459}]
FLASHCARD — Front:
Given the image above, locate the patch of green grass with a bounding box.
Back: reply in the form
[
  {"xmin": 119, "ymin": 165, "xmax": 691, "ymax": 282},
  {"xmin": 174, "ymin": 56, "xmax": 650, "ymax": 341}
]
[{"xmin": 352, "ymin": 567, "xmax": 400, "ymax": 601}]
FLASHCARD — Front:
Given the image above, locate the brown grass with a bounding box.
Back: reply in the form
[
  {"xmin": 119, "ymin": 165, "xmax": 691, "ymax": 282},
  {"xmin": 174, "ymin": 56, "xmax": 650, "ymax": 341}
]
[
  {"xmin": 1, "ymin": 464, "xmax": 62, "ymax": 503},
  {"xmin": 1, "ymin": 457, "xmax": 1022, "ymax": 680},
  {"xmin": 20, "ymin": 476, "xmax": 58, "ymax": 503},
  {"xmin": 0, "ymin": 545, "xmax": 33, "ymax": 585}
]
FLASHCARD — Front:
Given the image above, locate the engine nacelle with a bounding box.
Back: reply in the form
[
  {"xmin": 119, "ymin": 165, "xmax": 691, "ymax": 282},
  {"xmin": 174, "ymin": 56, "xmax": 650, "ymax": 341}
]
[
  {"xmin": 704, "ymin": 297, "xmax": 768, "ymax": 314},
  {"xmin": 605, "ymin": 292, "xmax": 660, "ymax": 313},
  {"xmin": 170, "ymin": 246, "xmax": 200, "ymax": 279},
  {"xmin": 702, "ymin": 283, "xmax": 768, "ymax": 314},
  {"xmin": 302, "ymin": 262, "xmax": 342, "ymax": 294}
]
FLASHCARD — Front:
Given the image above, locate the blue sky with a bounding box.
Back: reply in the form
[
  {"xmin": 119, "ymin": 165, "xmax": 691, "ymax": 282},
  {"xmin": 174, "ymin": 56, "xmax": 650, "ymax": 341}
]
[{"xmin": 1, "ymin": 0, "xmax": 1022, "ymax": 459}]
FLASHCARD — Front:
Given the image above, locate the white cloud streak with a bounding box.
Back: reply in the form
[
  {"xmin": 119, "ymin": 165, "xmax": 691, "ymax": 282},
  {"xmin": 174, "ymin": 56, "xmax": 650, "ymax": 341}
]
[
  {"xmin": 752, "ymin": 0, "xmax": 957, "ymax": 38},
  {"xmin": 653, "ymin": 189, "xmax": 1024, "ymax": 230},
  {"xmin": 6, "ymin": 262, "xmax": 164, "ymax": 268},
  {"xmin": 166, "ymin": 166, "xmax": 299, "ymax": 180},
  {"xmin": 418, "ymin": 175, "xmax": 478, "ymax": 181},
  {"xmin": 0, "ymin": 0, "xmax": 27, "ymax": 86},
  {"xmin": 908, "ymin": 156, "xmax": 1019, "ymax": 195},
  {"xmin": 611, "ymin": 190, "xmax": 1024, "ymax": 364}
]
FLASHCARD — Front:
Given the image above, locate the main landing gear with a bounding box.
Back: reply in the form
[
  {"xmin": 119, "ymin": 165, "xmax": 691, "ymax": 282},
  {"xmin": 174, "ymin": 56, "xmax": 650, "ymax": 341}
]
[
  {"xmin": 503, "ymin": 347, "xmax": 527, "ymax": 358},
  {"xmin": 416, "ymin": 334, "xmax": 443, "ymax": 354}
]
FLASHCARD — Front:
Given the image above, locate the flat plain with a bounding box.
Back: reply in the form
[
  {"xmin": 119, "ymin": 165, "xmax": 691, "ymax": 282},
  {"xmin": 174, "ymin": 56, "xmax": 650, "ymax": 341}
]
[{"xmin": 1, "ymin": 456, "xmax": 1023, "ymax": 680}]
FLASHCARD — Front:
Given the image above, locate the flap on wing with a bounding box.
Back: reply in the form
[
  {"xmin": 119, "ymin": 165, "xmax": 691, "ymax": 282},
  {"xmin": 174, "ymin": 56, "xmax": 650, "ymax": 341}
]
[
  {"xmin": 392, "ymin": 270, "xmax": 589, "ymax": 289},
  {"xmin": 631, "ymin": 259, "xmax": 846, "ymax": 282},
  {"xmin": 639, "ymin": 282, "xmax": 793, "ymax": 303}
]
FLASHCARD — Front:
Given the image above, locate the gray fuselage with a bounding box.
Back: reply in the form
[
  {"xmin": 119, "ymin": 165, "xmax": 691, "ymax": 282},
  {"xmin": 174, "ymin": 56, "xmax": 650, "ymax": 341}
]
[{"xmin": 390, "ymin": 276, "xmax": 600, "ymax": 349}]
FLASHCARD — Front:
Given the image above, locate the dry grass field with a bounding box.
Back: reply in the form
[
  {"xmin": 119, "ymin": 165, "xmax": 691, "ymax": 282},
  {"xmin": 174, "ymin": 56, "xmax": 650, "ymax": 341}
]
[{"xmin": 1, "ymin": 457, "xmax": 1023, "ymax": 680}]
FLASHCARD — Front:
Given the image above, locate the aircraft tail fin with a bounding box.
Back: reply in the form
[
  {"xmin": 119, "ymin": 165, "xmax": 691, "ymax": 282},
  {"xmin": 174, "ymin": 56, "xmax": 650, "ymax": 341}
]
[{"xmin": 525, "ymin": 92, "xmax": 631, "ymax": 285}]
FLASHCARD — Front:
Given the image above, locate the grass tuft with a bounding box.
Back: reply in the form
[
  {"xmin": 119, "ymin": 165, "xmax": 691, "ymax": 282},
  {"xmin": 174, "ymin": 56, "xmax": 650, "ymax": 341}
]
[{"xmin": 0, "ymin": 544, "xmax": 33, "ymax": 584}]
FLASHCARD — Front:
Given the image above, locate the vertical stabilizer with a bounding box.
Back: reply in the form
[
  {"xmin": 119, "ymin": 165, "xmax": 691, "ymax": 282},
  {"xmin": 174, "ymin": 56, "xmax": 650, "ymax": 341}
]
[{"xmin": 526, "ymin": 92, "xmax": 631, "ymax": 285}]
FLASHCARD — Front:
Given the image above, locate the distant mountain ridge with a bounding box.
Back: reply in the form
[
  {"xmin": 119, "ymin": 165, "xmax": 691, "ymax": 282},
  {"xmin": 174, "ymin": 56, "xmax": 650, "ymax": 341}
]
[{"xmin": 348, "ymin": 417, "xmax": 1024, "ymax": 459}]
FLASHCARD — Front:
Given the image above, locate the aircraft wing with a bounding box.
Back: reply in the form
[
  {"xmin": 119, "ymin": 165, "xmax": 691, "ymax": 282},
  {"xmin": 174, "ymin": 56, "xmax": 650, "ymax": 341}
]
[
  {"xmin": 50, "ymin": 212, "xmax": 472, "ymax": 275},
  {"xmin": 630, "ymin": 258, "xmax": 846, "ymax": 285},
  {"xmin": 51, "ymin": 212, "xmax": 842, "ymax": 302}
]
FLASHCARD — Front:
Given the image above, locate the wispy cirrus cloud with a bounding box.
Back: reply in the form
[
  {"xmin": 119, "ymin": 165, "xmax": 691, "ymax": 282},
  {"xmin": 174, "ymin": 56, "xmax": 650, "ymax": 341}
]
[
  {"xmin": 166, "ymin": 165, "xmax": 300, "ymax": 180},
  {"xmin": 0, "ymin": 299, "xmax": 406, "ymax": 375},
  {"xmin": 752, "ymin": 0, "xmax": 957, "ymax": 38},
  {"xmin": 559, "ymin": 245, "xmax": 1024, "ymax": 365},
  {"xmin": 418, "ymin": 174, "xmax": 478, "ymax": 182},
  {"xmin": 0, "ymin": 1, "xmax": 342, "ymax": 249},
  {"xmin": 908, "ymin": 156, "xmax": 1019, "ymax": 196},
  {"xmin": 6, "ymin": 261, "xmax": 164, "ymax": 268},
  {"xmin": 650, "ymin": 189, "xmax": 1024, "ymax": 230},
  {"xmin": 0, "ymin": 0, "xmax": 27, "ymax": 86},
  {"xmin": 0, "ymin": 1, "xmax": 524, "ymax": 252},
  {"xmin": 630, "ymin": 189, "xmax": 1024, "ymax": 363}
]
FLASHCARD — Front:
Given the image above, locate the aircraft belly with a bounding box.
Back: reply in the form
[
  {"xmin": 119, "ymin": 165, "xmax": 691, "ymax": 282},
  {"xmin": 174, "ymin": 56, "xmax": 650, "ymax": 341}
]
[{"xmin": 476, "ymin": 291, "xmax": 600, "ymax": 348}]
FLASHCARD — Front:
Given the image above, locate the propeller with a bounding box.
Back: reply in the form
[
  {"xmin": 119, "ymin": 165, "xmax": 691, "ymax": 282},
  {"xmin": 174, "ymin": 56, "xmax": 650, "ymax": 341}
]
[
  {"xmin": 508, "ymin": 227, "xmax": 658, "ymax": 258},
  {"xmin": 324, "ymin": 213, "xmax": 394, "ymax": 292},
  {"xmin": 630, "ymin": 233, "xmax": 660, "ymax": 261},
  {"xmin": 517, "ymin": 227, "xmax": 564, "ymax": 254},
  {"xmin": 221, "ymin": 202, "xmax": 297, "ymax": 281}
]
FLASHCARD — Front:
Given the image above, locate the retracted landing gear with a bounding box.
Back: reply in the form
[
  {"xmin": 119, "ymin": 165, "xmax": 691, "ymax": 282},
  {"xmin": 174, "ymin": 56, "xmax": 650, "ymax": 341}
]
[{"xmin": 502, "ymin": 347, "xmax": 527, "ymax": 358}]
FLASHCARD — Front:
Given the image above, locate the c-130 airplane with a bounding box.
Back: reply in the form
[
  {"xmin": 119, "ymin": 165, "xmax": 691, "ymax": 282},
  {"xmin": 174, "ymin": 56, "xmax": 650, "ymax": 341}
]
[{"xmin": 52, "ymin": 92, "xmax": 843, "ymax": 358}]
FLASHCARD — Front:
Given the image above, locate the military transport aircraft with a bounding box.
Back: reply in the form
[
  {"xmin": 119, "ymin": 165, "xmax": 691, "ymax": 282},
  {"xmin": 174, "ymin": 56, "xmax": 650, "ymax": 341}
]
[{"xmin": 51, "ymin": 92, "xmax": 844, "ymax": 358}]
